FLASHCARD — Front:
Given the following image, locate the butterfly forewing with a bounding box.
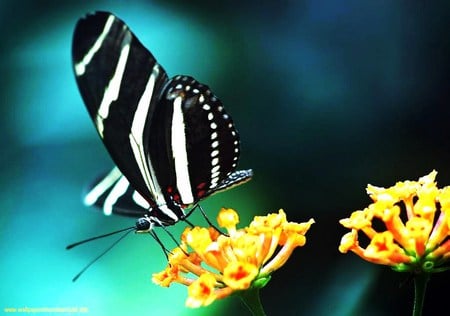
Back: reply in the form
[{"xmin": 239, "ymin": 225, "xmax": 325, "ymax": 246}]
[{"xmin": 72, "ymin": 11, "xmax": 168, "ymax": 205}]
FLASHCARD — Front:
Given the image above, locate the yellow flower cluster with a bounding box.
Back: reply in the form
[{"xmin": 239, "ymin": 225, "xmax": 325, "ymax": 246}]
[
  {"xmin": 339, "ymin": 171, "xmax": 450, "ymax": 272},
  {"xmin": 153, "ymin": 208, "xmax": 314, "ymax": 307}
]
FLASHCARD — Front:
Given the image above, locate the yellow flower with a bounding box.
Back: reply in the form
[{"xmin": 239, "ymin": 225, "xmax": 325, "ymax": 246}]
[
  {"xmin": 185, "ymin": 273, "xmax": 218, "ymax": 308},
  {"xmin": 152, "ymin": 208, "xmax": 314, "ymax": 307},
  {"xmin": 339, "ymin": 170, "xmax": 450, "ymax": 273}
]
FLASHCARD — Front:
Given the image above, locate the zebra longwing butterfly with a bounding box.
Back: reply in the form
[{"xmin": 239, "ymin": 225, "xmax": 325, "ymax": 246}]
[{"xmin": 72, "ymin": 11, "xmax": 252, "ymax": 231}]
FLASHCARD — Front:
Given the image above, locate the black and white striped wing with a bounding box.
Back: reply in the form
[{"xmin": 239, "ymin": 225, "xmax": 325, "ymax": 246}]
[
  {"xmin": 207, "ymin": 169, "xmax": 253, "ymax": 195},
  {"xmin": 83, "ymin": 167, "xmax": 149, "ymax": 217},
  {"xmin": 156, "ymin": 76, "xmax": 249, "ymax": 204},
  {"xmin": 73, "ymin": 11, "xmax": 253, "ymax": 221},
  {"xmin": 83, "ymin": 167, "xmax": 252, "ymax": 218},
  {"xmin": 72, "ymin": 11, "xmax": 168, "ymax": 207}
]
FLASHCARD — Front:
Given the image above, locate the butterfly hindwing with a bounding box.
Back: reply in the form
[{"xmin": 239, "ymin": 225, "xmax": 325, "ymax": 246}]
[
  {"xmin": 84, "ymin": 168, "xmax": 253, "ymax": 218},
  {"xmin": 83, "ymin": 167, "xmax": 150, "ymax": 217},
  {"xmin": 152, "ymin": 76, "xmax": 244, "ymax": 204}
]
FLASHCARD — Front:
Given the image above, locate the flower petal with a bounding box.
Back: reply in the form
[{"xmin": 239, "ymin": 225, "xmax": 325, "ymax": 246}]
[
  {"xmin": 186, "ymin": 273, "xmax": 218, "ymax": 308},
  {"xmin": 223, "ymin": 261, "xmax": 259, "ymax": 290}
]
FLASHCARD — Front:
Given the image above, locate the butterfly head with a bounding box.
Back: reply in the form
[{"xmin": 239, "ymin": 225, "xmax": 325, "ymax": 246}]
[{"xmin": 135, "ymin": 216, "xmax": 153, "ymax": 232}]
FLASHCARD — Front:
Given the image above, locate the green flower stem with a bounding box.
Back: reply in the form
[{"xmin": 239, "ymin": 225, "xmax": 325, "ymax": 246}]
[
  {"xmin": 412, "ymin": 273, "xmax": 430, "ymax": 316},
  {"xmin": 238, "ymin": 288, "xmax": 266, "ymax": 316}
]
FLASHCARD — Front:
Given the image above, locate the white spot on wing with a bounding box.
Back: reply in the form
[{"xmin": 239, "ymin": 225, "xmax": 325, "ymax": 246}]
[{"xmin": 211, "ymin": 165, "xmax": 220, "ymax": 173}]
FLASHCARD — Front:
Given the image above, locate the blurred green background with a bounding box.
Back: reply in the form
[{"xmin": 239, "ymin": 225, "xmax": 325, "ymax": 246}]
[{"xmin": 1, "ymin": 1, "xmax": 450, "ymax": 315}]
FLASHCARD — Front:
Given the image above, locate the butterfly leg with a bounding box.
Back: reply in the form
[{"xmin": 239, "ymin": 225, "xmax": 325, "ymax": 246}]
[
  {"xmin": 148, "ymin": 229, "xmax": 172, "ymax": 260},
  {"xmin": 196, "ymin": 204, "xmax": 228, "ymax": 236}
]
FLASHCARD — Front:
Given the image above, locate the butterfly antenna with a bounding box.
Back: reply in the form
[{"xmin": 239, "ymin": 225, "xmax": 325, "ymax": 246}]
[
  {"xmin": 66, "ymin": 226, "xmax": 135, "ymax": 250},
  {"xmin": 70, "ymin": 228, "xmax": 135, "ymax": 282}
]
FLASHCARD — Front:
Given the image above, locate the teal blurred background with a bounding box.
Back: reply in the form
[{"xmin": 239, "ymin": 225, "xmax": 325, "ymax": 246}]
[{"xmin": 1, "ymin": 1, "xmax": 450, "ymax": 315}]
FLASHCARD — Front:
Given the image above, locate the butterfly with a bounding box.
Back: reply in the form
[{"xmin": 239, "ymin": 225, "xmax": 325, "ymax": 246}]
[{"xmin": 72, "ymin": 11, "xmax": 253, "ymax": 231}]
